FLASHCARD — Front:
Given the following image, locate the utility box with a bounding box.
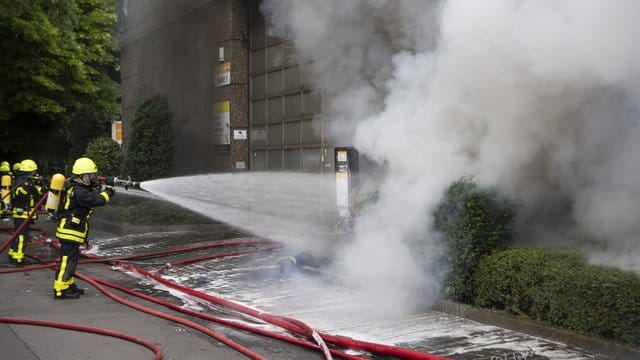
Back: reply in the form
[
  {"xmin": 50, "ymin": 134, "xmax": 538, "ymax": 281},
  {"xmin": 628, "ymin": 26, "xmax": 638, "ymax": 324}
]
[{"xmin": 335, "ymin": 147, "xmax": 359, "ymax": 219}]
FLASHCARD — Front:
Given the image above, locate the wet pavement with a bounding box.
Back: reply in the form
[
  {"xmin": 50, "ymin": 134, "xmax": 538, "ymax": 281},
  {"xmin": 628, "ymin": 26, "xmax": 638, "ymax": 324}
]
[
  {"xmin": 86, "ymin": 229, "xmax": 614, "ymax": 359},
  {"xmin": 2, "ymin": 218, "xmax": 638, "ymax": 359}
]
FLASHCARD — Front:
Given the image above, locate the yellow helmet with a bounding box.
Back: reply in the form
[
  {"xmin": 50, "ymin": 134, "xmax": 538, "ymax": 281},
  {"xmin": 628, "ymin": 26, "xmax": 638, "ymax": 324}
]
[
  {"xmin": 20, "ymin": 159, "xmax": 38, "ymax": 172},
  {"xmin": 13, "ymin": 163, "xmax": 21, "ymax": 172},
  {"xmin": 72, "ymin": 157, "xmax": 98, "ymax": 175},
  {"xmin": 0, "ymin": 161, "xmax": 9, "ymax": 172}
]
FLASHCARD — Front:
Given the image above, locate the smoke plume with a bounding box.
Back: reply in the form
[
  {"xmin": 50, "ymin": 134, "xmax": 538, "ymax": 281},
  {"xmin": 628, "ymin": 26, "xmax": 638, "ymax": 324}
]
[{"xmin": 261, "ymin": 0, "xmax": 640, "ymax": 314}]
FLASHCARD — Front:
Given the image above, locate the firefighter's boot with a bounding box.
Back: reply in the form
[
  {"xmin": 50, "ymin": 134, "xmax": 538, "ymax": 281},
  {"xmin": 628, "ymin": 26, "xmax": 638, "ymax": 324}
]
[
  {"xmin": 54, "ymin": 289, "xmax": 80, "ymax": 300},
  {"xmin": 69, "ymin": 283, "xmax": 85, "ymax": 295}
]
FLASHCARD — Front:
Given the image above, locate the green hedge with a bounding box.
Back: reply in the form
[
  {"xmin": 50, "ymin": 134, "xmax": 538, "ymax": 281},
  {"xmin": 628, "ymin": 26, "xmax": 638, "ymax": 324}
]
[
  {"xmin": 434, "ymin": 177, "xmax": 515, "ymax": 303},
  {"xmin": 474, "ymin": 247, "xmax": 640, "ymax": 345},
  {"xmin": 96, "ymin": 197, "xmax": 208, "ymax": 225}
]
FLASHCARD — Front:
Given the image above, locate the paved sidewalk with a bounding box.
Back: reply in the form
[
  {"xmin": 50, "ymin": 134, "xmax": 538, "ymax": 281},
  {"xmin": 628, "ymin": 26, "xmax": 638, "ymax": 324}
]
[
  {"xmin": 0, "ymin": 262, "xmax": 247, "ymax": 360},
  {"xmin": 0, "ymin": 217, "xmax": 324, "ymax": 360}
]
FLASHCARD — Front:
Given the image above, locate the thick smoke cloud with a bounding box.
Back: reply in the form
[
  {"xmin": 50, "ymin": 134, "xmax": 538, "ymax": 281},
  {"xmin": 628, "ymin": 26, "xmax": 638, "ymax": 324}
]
[{"xmin": 261, "ymin": 0, "xmax": 640, "ymax": 315}]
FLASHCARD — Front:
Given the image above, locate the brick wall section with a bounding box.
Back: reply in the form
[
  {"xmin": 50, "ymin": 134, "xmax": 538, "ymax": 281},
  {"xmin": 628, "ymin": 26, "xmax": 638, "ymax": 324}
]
[{"xmin": 214, "ymin": 0, "xmax": 250, "ymax": 171}]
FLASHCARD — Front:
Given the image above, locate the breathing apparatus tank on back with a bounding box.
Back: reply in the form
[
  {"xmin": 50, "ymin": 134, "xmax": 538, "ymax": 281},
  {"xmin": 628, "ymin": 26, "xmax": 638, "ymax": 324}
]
[
  {"xmin": 45, "ymin": 173, "xmax": 66, "ymax": 213},
  {"xmin": 1, "ymin": 175, "xmax": 11, "ymax": 212}
]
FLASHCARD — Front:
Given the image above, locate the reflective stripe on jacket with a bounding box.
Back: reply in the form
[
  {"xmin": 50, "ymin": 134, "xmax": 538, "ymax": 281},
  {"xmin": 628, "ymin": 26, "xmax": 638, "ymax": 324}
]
[
  {"xmin": 11, "ymin": 174, "xmax": 43, "ymax": 219},
  {"xmin": 56, "ymin": 182, "xmax": 110, "ymax": 244}
]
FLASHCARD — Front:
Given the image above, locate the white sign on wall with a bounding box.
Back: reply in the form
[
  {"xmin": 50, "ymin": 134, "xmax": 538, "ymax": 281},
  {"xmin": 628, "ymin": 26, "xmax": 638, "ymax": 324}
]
[
  {"xmin": 215, "ymin": 62, "xmax": 231, "ymax": 87},
  {"xmin": 233, "ymin": 129, "xmax": 247, "ymax": 140}
]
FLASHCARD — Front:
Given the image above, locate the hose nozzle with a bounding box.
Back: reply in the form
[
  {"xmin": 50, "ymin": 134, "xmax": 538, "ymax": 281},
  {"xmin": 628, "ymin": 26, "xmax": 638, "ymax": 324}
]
[{"xmin": 98, "ymin": 176, "xmax": 140, "ymax": 190}]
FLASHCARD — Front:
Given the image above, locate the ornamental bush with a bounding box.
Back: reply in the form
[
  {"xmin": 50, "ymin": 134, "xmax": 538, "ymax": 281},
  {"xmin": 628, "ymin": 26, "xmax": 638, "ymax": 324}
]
[
  {"xmin": 84, "ymin": 136, "xmax": 124, "ymax": 176},
  {"xmin": 123, "ymin": 95, "xmax": 173, "ymax": 181},
  {"xmin": 474, "ymin": 247, "xmax": 640, "ymax": 345},
  {"xmin": 434, "ymin": 177, "xmax": 515, "ymax": 303}
]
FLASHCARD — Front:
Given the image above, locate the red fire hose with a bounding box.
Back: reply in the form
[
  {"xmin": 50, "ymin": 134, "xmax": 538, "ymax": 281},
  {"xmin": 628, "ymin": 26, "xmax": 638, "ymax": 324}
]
[
  {"xmin": 0, "ymin": 317, "xmax": 163, "ymax": 360},
  {"xmin": 2, "ymin": 213, "xmax": 450, "ymax": 360},
  {"xmin": 116, "ymin": 261, "xmax": 450, "ymax": 360},
  {"xmin": 76, "ymin": 272, "xmax": 267, "ymax": 360},
  {"xmin": 88, "ymin": 274, "xmax": 367, "ymax": 360}
]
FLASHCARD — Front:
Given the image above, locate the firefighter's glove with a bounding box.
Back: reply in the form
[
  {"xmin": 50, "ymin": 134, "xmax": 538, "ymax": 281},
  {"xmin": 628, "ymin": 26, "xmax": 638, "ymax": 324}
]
[{"xmin": 103, "ymin": 185, "xmax": 115, "ymax": 198}]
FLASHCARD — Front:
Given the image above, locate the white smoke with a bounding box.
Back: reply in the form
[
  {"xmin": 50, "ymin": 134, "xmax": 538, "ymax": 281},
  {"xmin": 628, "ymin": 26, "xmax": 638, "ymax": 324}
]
[{"xmin": 261, "ymin": 0, "xmax": 640, "ymax": 315}]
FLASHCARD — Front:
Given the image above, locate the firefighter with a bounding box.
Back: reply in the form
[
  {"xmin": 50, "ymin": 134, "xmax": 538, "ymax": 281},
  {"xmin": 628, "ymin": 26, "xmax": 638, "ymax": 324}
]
[
  {"xmin": 8, "ymin": 159, "xmax": 44, "ymax": 266},
  {"xmin": 53, "ymin": 157, "xmax": 114, "ymax": 300}
]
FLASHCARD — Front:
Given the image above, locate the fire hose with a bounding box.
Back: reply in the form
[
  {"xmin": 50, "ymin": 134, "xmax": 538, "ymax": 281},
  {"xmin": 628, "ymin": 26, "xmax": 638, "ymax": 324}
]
[
  {"xmin": 1, "ymin": 201, "xmax": 451, "ymax": 359},
  {"xmin": 72, "ymin": 237, "xmax": 449, "ymax": 359},
  {"xmin": 0, "ymin": 317, "xmax": 163, "ymax": 360},
  {"xmin": 76, "ymin": 272, "xmax": 267, "ymax": 360},
  {"xmin": 0, "ymin": 247, "xmax": 364, "ymax": 360},
  {"xmin": 87, "ymin": 275, "xmax": 367, "ymax": 360},
  {"xmin": 117, "ymin": 261, "xmax": 448, "ymax": 360},
  {"xmin": 74, "ymin": 236, "xmax": 449, "ymax": 359}
]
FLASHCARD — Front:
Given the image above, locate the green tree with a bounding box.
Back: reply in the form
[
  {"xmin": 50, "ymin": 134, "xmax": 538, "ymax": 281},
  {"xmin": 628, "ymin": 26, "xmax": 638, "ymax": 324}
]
[
  {"xmin": 0, "ymin": 0, "xmax": 119, "ymax": 168},
  {"xmin": 84, "ymin": 136, "xmax": 123, "ymax": 175},
  {"xmin": 123, "ymin": 95, "xmax": 173, "ymax": 181}
]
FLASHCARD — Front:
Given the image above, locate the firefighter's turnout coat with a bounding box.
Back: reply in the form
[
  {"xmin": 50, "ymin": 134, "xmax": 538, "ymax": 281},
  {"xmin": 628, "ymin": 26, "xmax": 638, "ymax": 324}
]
[
  {"xmin": 53, "ymin": 181, "xmax": 111, "ymax": 296},
  {"xmin": 56, "ymin": 182, "xmax": 111, "ymax": 243}
]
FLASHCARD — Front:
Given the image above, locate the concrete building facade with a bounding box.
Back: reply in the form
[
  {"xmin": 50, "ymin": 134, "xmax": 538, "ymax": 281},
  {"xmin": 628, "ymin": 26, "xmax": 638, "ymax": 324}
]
[{"xmin": 119, "ymin": 0, "xmax": 335, "ymax": 175}]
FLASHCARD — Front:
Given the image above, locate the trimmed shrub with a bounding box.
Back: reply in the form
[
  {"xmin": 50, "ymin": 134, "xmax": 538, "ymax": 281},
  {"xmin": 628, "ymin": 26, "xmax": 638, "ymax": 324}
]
[
  {"xmin": 123, "ymin": 95, "xmax": 173, "ymax": 181},
  {"xmin": 474, "ymin": 247, "xmax": 583, "ymax": 315},
  {"xmin": 434, "ymin": 177, "xmax": 515, "ymax": 303},
  {"xmin": 96, "ymin": 197, "xmax": 207, "ymax": 225},
  {"xmin": 475, "ymin": 247, "xmax": 640, "ymax": 345},
  {"xmin": 84, "ymin": 136, "xmax": 124, "ymax": 176}
]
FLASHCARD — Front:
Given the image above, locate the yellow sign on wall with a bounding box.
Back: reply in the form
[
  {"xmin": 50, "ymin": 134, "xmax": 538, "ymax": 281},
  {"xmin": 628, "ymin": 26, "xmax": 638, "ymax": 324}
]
[
  {"xmin": 212, "ymin": 100, "xmax": 230, "ymax": 145},
  {"xmin": 112, "ymin": 121, "xmax": 122, "ymax": 144}
]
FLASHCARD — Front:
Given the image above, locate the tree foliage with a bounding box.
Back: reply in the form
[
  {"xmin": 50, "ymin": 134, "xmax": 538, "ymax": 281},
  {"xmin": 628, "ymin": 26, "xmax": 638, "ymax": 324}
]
[
  {"xmin": 0, "ymin": 0, "xmax": 119, "ymax": 169},
  {"xmin": 123, "ymin": 95, "xmax": 173, "ymax": 181}
]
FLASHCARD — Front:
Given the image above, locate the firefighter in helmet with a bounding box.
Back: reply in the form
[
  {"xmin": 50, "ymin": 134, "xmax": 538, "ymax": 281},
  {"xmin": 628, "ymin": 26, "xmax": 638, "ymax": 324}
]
[
  {"xmin": 8, "ymin": 159, "xmax": 44, "ymax": 266},
  {"xmin": 53, "ymin": 157, "xmax": 115, "ymax": 299}
]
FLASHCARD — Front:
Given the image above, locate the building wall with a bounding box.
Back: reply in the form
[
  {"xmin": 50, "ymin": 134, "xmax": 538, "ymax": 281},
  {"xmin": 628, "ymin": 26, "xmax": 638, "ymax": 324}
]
[
  {"xmin": 119, "ymin": 0, "xmax": 334, "ymax": 175},
  {"xmin": 119, "ymin": 0, "xmax": 249, "ymax": 175},
  {"xmin": 215, "ymin": 0, "xmax": 250, "ymax": 172},
  {"xmin": 248, "ymin": 2, "xmax": 334, "ymax": 173}
]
